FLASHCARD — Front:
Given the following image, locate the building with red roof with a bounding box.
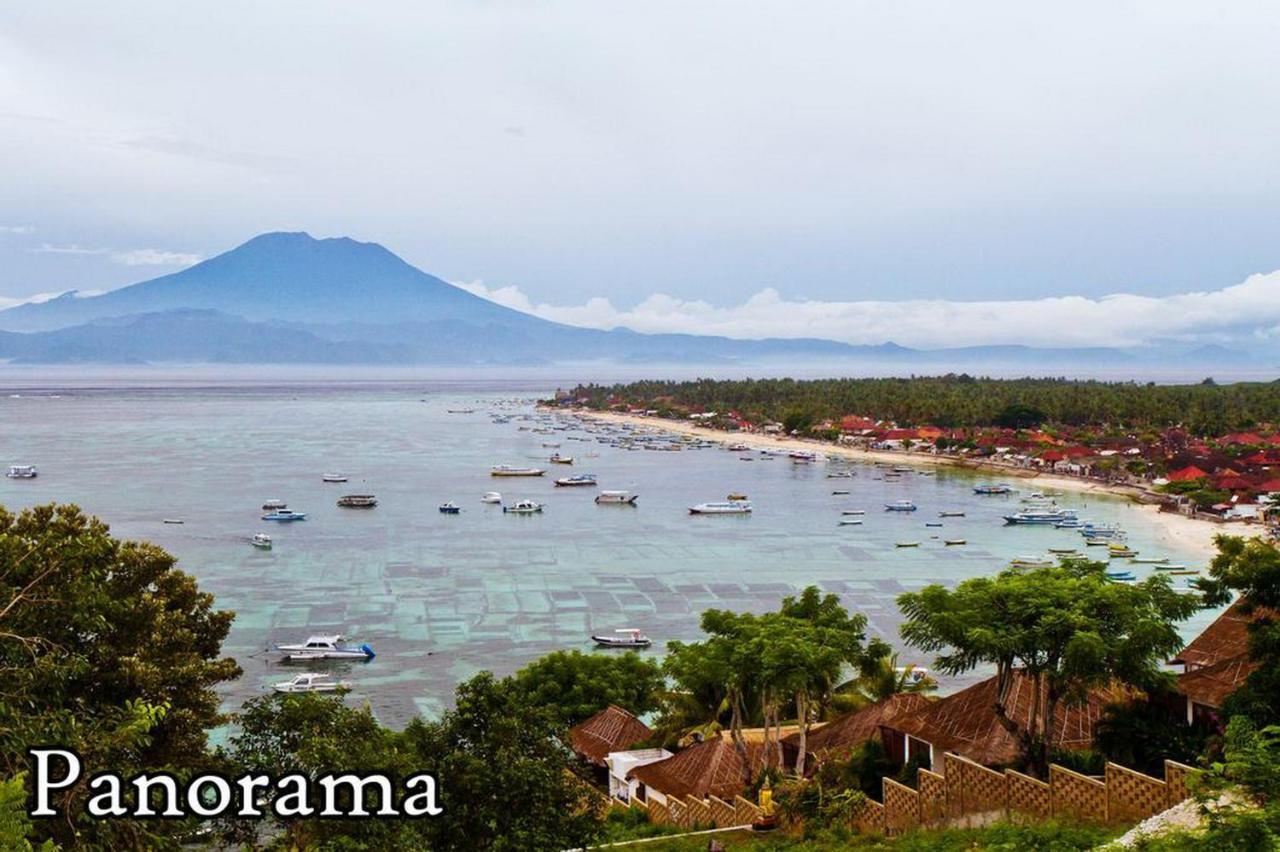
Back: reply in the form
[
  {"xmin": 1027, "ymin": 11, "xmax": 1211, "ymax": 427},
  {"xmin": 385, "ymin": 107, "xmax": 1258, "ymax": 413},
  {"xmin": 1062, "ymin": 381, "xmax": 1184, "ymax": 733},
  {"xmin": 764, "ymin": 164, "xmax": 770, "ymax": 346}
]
[{"xmin": 1166, "ymin": 465, "xmax": 1209, "ymax": 482}]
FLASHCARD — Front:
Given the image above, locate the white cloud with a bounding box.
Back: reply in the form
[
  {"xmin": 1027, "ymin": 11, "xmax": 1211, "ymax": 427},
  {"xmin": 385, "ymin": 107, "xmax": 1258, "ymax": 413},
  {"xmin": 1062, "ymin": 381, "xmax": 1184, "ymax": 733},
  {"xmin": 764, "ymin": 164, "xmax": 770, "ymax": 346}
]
[
  {"xmin": 29, "ymin": 243, "xmax": 199, "ymax": 267},
  {"xmin": 110, "ymin": 248, "xmax": 201, "ymax": 267},
  {"xmin": 0, "ymin": 225, "xmax": 34, "ymax": 234},
  {"xmin": 455, "ymin": 272, "xmax": 1280, "ymax": 350}
]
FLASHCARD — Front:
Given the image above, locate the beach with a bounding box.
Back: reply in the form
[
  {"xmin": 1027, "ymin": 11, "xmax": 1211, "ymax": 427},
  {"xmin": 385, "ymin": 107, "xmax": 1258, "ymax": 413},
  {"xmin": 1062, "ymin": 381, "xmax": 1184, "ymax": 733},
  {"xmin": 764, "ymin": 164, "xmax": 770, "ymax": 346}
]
[{"xmin": 572, "ymin": 408, "xmax": 1226, "ymax": 559}]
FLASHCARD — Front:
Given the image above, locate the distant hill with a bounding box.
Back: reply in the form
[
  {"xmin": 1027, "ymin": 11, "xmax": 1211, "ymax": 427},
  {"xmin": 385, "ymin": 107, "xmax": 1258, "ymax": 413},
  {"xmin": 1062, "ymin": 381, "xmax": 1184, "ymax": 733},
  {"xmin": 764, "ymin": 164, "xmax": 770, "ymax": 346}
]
[{"xmin": 0, "ymin": 231, "xmax": 1269, "ymax": 369}]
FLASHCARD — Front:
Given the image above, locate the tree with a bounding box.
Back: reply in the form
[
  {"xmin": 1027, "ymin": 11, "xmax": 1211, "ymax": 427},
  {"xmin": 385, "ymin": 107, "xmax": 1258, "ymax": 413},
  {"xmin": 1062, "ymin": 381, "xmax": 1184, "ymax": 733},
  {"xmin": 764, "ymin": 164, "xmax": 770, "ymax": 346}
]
[
  {"xmin": 832, "ymin": 651, "xmax": 937, "ymax": 715},
  {"xmin": 0, "ymin": 774, "xmax": 55, "ymax": 851},
  {"xmin": 898, "ymin": 560, "xmax": 1201, "ymax": 776},
  {"xmin": 0, "ymin": 503, "xmax": 240, "ymax": 848},
  {"xmin": 512, "ymin": 650, "xmax": 664, "ymax": 727},
  {"xmin": 1198, "ymin": 535, "xmax": 1280, "ymax": 727}
]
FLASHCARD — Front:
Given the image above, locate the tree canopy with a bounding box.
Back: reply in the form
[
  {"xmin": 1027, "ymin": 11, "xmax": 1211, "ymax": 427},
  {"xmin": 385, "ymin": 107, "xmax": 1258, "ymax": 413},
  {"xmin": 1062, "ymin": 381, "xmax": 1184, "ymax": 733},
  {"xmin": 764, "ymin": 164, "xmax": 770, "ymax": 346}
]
[
  {"xmin": 511, "ymin": 649, "xmax": 664, "ymax": 727},
  {"xmin": 898, "ymin": 559, "xmax": 1202, "ymax": 776}
]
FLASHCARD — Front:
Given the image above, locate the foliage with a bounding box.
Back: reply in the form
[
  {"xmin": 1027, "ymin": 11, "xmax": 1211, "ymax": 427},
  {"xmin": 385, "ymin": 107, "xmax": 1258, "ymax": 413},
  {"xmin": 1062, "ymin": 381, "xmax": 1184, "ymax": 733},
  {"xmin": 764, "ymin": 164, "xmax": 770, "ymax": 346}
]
[
  {"xmin": 567, "ymin": 375, "xmax": 1280, "ymax": 435},
  {"xmin": 512, "ymin": 649, "xmax": 665, "ymax": 726},
  {"xmin": 995, "ymin": 403, "xmax": 1046, "ymax": 429},
  {"xmin": 811, "ymin": 739, "xmax": 897, "ymax": 799},
  {"xmin": 1094, "ymin": 696, "xmax": 1216, "ymax": 775},
  {"xmin": 898, "ymin": 559, "xmax": 1202, "ymax": 776},
  {"xmin": 0, "ymin": 774, "xmax": 55, "ymax": 851},
  {"xmin": 1198, "ymin": 535, "xmax": 1280, "ymax": 727},
  {"xmin": 223, "ymin": 672, "xmax": 604, "ymax": 851},
  {"xmin": 0, "ymin": 503, "xmax": 240, "ymax": 848},
  {"xmin": 831, "ymin": 651, "xmax": 936, "ymax": 716}
]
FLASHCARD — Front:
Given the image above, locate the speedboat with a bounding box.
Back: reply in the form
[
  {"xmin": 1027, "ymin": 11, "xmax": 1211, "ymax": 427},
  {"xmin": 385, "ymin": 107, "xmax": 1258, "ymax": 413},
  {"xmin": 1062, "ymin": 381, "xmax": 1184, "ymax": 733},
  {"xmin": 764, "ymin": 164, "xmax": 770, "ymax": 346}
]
[
  {"xmin": 885, "ymin": 500, "xmax": 918, "ymax": 512},
  {"xmin": 322, "ymin": 474, "xmax": 349, "ymax": 483},
  {"xmin": 5, "ymin": 465, "xmax": 36, "ymax": 479},
  {"xmin": 262, "ymin": 498, "xmax": 287, "ymax": 511},
  {"xmin": 262, "ymin": 509, "xmax": 307, "ymax": 521},
  {"xmin": 275, "ymin": 634, "xmax": 375, "ymax": 661},
  {"xmin": 555, "ymin": 474, "xmax": 597, "ymax": 487},
  {"xmin": 973, "ymin": 484, "xmax": 1013, "ymax": 495},
  {"xmin": 337, "ymin": 494, "xmax": 377, "ymax": 508},
  {"xmin": 272, "ymin": 672, "xmax": 352, "ymax": 694},
  {"xmin": 439, "ymin": 502, "xmax": 461, "ymax": 514},
  {"xmin": 251, "ymin": 532, "xmax": 273, "ymax": 549},
  {"xmin": 503, "ymin": 500, "xmax": 544, "ymax": 514},
  {"xmin": 481, "ymin": 491, "xmax": 503, "ymax": 504},
  {"xmin": 689, "ymin": 501, "xmax": 752, "ymax": 515},
  {"xmin": 595, "ymin": 490, "xmax": 639, "ymax": 505},
  {"xmin": 592, "ymin": 628, "xmax": 652, "ymax": 649},
  {"xmin": 490, "ymin": 465, "xmax": 546, "ymax": 477}
]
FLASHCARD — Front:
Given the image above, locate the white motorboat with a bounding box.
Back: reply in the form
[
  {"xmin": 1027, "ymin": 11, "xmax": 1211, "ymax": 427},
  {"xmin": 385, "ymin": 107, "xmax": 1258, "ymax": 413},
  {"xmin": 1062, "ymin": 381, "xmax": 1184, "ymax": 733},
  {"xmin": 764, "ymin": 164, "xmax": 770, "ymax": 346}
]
[
  {"xmin": 503, "ymin": 500, "xmax": 544, "ymax": 514},
  {"xmin": 272, "ymin": 672, "xmax": 352, "ymax": 694},
  {"xmin": 490, "ymin": 465, "xmax": 546, "ymax": 477},
  {"xmin": 595, "ymin": 490, "xmax": 639, "ymax": 505},
  {"xmin": 555, "ymin": 474, "xmax": 597, "ymax": 487},
  {"xmin": 481, "ymin": 491, "xmax": 503, "ymax": 504},
  {"xmin": 262, "ymin": 498, "xmax": 288, "ymax": 511},
  {"xmin": 689, "ymin": 501, "xmax": 752, "ymax": 515},
  {"xmin": 322, "ymin": 474, "xmax": 349, "ymax": 483},
  {"xmin": 885, "ymin": 500, "xmax": 918, "ymax": 512},
  {"xmin": 1003, "ymin": 508, "xmax": 1077, "ymax": 525},
  {"xmin": 839, "ymin": 518, "xmax": 864, "ymax": 526},
  {"xmin": 251, "ymin": 532, "xmax": 273, "ymax": 549},
  {"xmin": 262, "ymin": 509, "xmax": 307, "ymax": 521},
  {"xmin": 337, "ymin": 494, "xmax": 377, "ymax": 508},
  {"xmin": 549, "ymin": 454, "xmax": 574, "ymax": 464},
  {"xmin": 275, "ymin": 634, "xmax": 375, "ymax": 661},
  {"xmin": 5, "ymin": 465, "xmax": 36, "ymax": 479},
  {"xmin": 592, "ymin": 628, "xmax": 652, "ymax": 649}
]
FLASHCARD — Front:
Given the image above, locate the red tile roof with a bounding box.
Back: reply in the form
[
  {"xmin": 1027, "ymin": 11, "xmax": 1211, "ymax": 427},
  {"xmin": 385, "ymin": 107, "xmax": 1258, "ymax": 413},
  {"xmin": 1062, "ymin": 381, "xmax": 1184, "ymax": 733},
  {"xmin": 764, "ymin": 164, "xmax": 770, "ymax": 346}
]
[
  {"xmin": 786, "ymin": 694, "xmax": 933, "ymax": 759},
  {"xmin": 569, "ymin": 705, "xmax": 653, "ymax": 766},
  {"xmin": 883, "ymin": 671, "xmax": 1134, "ymax": 767},
  {"xmin": 1167, "ymin": 465, "xmax": 1209, "ymax": 482}
]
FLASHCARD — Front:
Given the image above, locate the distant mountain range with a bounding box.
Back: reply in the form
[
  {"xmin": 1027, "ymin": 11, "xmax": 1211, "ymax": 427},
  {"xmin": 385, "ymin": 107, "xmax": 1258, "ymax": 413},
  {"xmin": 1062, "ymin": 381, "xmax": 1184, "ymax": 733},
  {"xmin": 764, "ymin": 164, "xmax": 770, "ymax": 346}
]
[{"xmin": 0, "ymin": 232, "xmax": 1266, "ymax": 369}]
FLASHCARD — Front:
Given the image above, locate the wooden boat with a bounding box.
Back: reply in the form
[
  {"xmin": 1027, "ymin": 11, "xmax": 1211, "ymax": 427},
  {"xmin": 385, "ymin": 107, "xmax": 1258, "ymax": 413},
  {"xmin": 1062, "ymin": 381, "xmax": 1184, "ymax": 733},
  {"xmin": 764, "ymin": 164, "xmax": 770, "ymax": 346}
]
[
  {"xmin": 337, "ymin": 494, "xmax": 377, "ymax": 508},
  {"xmin": 944, "ymin": 539, "xmax": 967, "ymax": 545},
  {"xmin": 885, "ymin": 500, "xmax": 918, "ymax": 512},
  {"xmin": 939, "ymin": 511, "xmax": 965, "ymax": 517},
  {"xmin": 839, "ymin": 519, "xmax": 863, "ymax": 526},
  {"xmin": 1130, "ymin": 557, "xmax": 1169, "ymax": 564},
  {"xmin": 896, "ymin": 541, "xmax": 920, "ymax": 548},
  {"xmin": 491, "ymin": 465, "xmax": 546, "ymax": 477},
  {"xmin": 831, "ymin": 490, "xmax": 850, "ymax": 495},
  {"xmin": 595, "ymin": 490, "xmax": 639, "ymax": 505},
  {"xmin": 549, "ymin": 454, "xmax": 574, "ymax": 464},
  {"xmin": 322, "ymin": 474, "xmax": 348, "ymax": 483},
  {"xmin": 162, "ymin": 518, "xmax": 185, "ymax": 525},
  {"xmin": 727, "ymin": 492, "xmax": 748, "ymax": 501},
  {"xmin": 1048, "ymin": 547, "xmax": 1079, "ymax": 555},
  {"xmin": 925, "ymin": 522, "xmax": 944, "ymax": 528}
]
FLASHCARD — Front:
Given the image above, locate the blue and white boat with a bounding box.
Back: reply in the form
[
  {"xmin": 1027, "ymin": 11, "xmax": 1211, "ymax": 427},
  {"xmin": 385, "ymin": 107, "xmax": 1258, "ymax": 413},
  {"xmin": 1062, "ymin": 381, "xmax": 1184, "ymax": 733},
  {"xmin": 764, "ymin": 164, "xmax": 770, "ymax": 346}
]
[
  {"xmin": 275, "ymin": 634, "xmax": 375, "ymax": 661},
  {"xmin": 1003, "ymin": 508, "xmax": 1077, "ymax": 525},
  {"xmin": 885, "ymin": 500, "xmax": 918, "ymax": 512},
  {"xmin": 439, "ymin": 502, "xmax": 461, "ymax": 514},
  {"xmin": 554, "ymin": 474, "xmax": 598, "ymax": 487},
  {"xmin": 262, "ymin": 509, "xmax": 307, "ymax": 521}
]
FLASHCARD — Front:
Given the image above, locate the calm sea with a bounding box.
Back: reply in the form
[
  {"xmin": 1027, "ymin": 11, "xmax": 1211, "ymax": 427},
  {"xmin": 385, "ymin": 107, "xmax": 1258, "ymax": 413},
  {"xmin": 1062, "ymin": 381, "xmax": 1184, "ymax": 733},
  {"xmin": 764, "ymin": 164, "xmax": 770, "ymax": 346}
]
[{"xmin": 0, "ymin": 379, "xmax": 1217, "ymax": 727}]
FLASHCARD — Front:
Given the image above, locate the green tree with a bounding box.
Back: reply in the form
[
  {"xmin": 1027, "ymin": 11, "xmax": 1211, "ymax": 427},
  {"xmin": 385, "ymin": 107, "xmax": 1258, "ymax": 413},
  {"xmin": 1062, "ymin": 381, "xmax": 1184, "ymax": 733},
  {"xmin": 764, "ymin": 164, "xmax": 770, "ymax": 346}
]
[
  {"xmin": 898, "ymin": 560, "xmax": 1201, "ymax": 776},
  {"xmin": 512, "ymin": 650, "xmax": 664, "ymax": 726},
  {"xmin": 0, "ymin": 503, "xmax": 240, "ymax": 848},
  {"xmin": 0, "ymin": 774, "xmax": 55, "ymax": 851},
  {"xmin": 1198, "ymin": 535, "xmax": 1280, "ymax": 727},
  {"xmin": 832, "ymin": 651, "xmax": 937, "ymax": 716}
]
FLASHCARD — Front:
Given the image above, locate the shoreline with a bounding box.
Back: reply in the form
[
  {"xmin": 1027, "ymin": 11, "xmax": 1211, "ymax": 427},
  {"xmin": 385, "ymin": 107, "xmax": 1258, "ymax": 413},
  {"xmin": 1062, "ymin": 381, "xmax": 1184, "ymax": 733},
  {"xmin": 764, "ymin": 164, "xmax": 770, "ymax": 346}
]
[{"xmin": 567, "ymin": 408, "xmax": 1226, "ymax": 559}]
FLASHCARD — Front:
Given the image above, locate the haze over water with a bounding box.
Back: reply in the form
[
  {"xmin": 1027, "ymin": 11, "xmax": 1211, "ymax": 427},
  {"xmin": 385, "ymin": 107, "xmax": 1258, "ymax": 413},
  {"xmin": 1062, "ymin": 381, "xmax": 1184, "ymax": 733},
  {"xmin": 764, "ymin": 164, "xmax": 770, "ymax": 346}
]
[{"xmin": 0, "ymin": 376, "xmax": 1218, "ymax": 726}]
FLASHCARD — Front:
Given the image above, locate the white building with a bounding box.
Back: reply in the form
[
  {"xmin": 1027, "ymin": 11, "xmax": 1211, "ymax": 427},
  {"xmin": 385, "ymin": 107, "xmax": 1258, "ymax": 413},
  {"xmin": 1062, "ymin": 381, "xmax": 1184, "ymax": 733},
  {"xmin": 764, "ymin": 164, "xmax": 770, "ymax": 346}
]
[{"xmin": 605, "ymin": 748, "xmax": 673, "ymax": 803}]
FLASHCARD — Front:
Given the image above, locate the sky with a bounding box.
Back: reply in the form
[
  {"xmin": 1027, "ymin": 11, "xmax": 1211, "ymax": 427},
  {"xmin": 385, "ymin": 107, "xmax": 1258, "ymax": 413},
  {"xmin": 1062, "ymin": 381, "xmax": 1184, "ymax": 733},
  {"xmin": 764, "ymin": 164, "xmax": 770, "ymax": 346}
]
[{"xmin": 2, "ymin": 2, "xmax": 1279, "ymax": 348}]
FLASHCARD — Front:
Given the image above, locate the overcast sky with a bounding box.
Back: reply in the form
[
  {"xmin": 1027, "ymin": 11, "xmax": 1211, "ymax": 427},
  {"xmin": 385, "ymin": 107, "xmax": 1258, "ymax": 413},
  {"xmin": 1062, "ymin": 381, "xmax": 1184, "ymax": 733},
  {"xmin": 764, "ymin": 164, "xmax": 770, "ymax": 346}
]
[{"xmin": 2, "ymin": 2, "xmax": 1279, "ymax": 347}]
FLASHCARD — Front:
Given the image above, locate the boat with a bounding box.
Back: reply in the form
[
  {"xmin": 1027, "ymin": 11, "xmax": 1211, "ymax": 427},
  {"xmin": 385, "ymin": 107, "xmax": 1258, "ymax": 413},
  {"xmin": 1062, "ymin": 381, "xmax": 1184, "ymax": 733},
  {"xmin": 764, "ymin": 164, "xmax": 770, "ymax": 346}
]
[
  {"xmin": 892, "ymin": 466, "xmax": 913, "ymax": 474},
  {"xmin": 275, "ymin": 634, "xmax": 375, "ymax": 661},
  {"xmin": 481, "ymin": 491, "xmax": 503, "ymax": 504},
  {"xmin": 503, "ymin": 500, "xmax": 544, "ymax": 514},
  {"xmin": 1108, "ymin": 549, "xmax": 1138, "ymax": 558},
  {"xmin": 251, "ymin": 532, "xmax": 273, "ymax": 549},
  {"xmin": 925, "ymin": 522, "xmax": 944, "ymax": 528},
  {"xmin": 727, "ymin": 443, "xmax": 750, "ymax": 452},
  {"xmin": 831, "ymin": 490, "xmax": 850, "ymax": 495},
  {"xmin": 1048, "ymin": 547, "xmax": 1079, "ymax": 555},
  {"xmin": 262, "ymin": 510, "xmax": 307, "ymax": 521},
  {"xmin": 5, "ymin": 464, "xmax": 36, "ymax": 479},
  {"xmin": 839, "ymin": 519, "xmax": 863, "ymax": 526},
  {"xmin": 591, "ymin": 628, "xmax": 652, "ymax": 649},
  {"xmin": 1106, "ymin": 571, "xmax": 1136, "ymax": 582},
  {"xmin": 555, "ymin": 474, "xmax": 598, "ymax": 487},
  {"xmin": 1053, "ymin": 519, "xmax": 1083, "ymax": 529},
  {"xmin": 896, "ymin": 541, "xmax": 920, "ymax": 548},
  {"xmin": 689, "ymin": 501, "xmax": 752, "ymax": 515},
  {"xmin": 272, "ymin": 672, "xmax": 352, "ymax": 693},
  {"xmin": 1084, "ymin": 538, "xmax": 1112, "ymax": 546},
  {"xmin": 944, "ymin": 539, "xmax": 967, "ymax": 546},
  {"xmin": 842, "ymin": 509, "xmax": 867, "ymax": 516},
  {"xmin": 1003, "ymin": 508, "xmax": 1077, "ymax": 525},
  {"xmin": 337, "ymin": 494, "xmax": 377, "ymax": 508},
  {"xmin": 1130, "ymin": 557, "xmax": 1170, "ymax": 564},
  {"xmin": 973, "ymin": 484, "xmax": 1013, "ymax": 495},
  {"xmin": 446, "ymin": 408, "xmax": 476, "ymax": 414},
  {"xmin": 262, "ymin": 498, "xmax": 287, "ymax": 511},
  {"xmin": 727, "ymin": 492, "xmax": 748, "ymax": 501},
  {"xmin": 939, "ymin": 511, "xmax": 965, "ymax": 517},
  {"xmin": 1153, "ymin": 564, "xmax": 1189, "ymax": 571},
  {"xmin": 884, "ymin": 500, "xmax": 918, "ymax": 512},
  {"xmin": 595, "ymin": 490, "xmax": 639, "ymax": 505},
  {"xmin": 549, "ymin": 454, "xmax": 574, "ymax": 465},
  {"xmin": 490, "ymin": 465, "xmax": 546, "ymax": 477},
  {"xmin": 1011, "ymin": 556, "xmax": 1054, "ymax": 567},
  {"xmin": 162, "ymin": 518, "xmax": 184, "ymax": 525},
  {"xmin": 789, "ymin": 451, "xmax": 817, "ymax": 463},
  {"xmin": 1167, "ymin": 569, "xmax": 1200, "ymax": 576},
  {"xmin": 439, "ymin": 502, "xmax": 461, "ymax": 514},
  {"xmin": 322, "ymin": 474, "xmax": 349, "ymax": 483}
]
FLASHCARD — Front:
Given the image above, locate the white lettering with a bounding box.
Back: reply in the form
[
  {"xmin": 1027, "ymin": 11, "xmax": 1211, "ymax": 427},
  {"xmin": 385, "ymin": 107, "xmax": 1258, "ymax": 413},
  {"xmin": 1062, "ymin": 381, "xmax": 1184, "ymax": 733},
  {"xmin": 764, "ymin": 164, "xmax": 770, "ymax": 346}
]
[{"xmin": 30, "ymin": 749, "xmax": 81, "ymax": 817}]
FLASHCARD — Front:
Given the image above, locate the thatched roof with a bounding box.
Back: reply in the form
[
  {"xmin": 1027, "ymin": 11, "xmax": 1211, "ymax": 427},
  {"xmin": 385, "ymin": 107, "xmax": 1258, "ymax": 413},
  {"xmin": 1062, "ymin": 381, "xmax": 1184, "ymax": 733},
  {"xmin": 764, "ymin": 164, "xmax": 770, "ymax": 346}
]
[
  {"xmin": 568, "ymin": 705, "xmax": 652, "ymax": 766},
  {"xmin": 1170, "ymin": 600, "xmax": 1268, "ymax": 670},
  {"xmin": 628, "ymin": 737, "xmax": 796, "ymax": 800},
  {"xmin": 784, "ymin": 693, "xmax": 933, "ymax": 759}
]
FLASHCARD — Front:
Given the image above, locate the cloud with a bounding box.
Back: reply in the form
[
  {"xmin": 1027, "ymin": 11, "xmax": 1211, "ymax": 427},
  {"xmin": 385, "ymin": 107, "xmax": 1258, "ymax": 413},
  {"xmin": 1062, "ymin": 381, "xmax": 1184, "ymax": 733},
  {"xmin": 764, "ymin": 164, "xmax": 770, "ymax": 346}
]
[
  {"xmin": 29, "ymin": 243, "xmax": 200, "ymax": 267},
  {"xmin": 0, "ymin": 289, "xmax": 103, "ymax": 310},
  {"xmin": 0, "ymin": 225, "xmax": 34, "ymax": 234},
  {"xmin": 455, "ymin": 272, "xmax": 1280, "ymax": 350}
]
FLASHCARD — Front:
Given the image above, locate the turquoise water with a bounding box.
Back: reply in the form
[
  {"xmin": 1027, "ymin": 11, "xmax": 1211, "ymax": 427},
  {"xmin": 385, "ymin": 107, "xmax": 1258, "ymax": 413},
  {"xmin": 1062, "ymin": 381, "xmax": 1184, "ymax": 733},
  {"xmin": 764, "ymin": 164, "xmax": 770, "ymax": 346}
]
[{"xmin": 0, "ymin": 384, "xmax": 1216, "ymax": 726}]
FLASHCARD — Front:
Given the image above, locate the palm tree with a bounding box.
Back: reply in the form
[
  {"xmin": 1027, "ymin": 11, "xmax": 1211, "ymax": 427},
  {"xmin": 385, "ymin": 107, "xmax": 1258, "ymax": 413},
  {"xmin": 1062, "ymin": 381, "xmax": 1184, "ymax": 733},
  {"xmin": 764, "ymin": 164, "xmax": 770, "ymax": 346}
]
[{"xmin": 827, "ymin": 652, "xmax": 937, "ymax": 717}]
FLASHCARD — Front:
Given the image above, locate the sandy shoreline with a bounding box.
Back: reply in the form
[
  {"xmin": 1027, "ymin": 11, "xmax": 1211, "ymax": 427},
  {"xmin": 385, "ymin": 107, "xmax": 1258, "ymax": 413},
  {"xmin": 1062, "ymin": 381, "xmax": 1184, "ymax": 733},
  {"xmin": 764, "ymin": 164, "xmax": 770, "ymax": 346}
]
[{"xmin": 568, "ymin": 408, "xmax": 1225, "ymax": 559}]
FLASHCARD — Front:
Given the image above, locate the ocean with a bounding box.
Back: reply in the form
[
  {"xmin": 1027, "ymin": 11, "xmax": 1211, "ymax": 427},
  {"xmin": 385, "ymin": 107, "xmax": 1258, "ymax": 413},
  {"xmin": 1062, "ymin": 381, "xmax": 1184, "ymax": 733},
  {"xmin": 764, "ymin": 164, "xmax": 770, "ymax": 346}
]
[{"xmin": 0, "ymin": 379, "xmax": 1217, "ymax": 727}]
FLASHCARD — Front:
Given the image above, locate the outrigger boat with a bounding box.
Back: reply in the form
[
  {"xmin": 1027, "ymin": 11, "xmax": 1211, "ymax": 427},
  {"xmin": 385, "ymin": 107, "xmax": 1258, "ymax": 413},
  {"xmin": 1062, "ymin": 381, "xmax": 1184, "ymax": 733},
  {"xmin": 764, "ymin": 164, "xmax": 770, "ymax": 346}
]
[
  {"xmin": 275, "ymin": 634, "xmax": 375, "ymax": 661},
  {"xmin": 262, "ymin": 509, "xmax": 307, "ymax": 521},
  {"xmin": 595, "ymin": 490, "xmax": 639, "ymax": 505},
  {"xmin": 592, "ymin": 628, "xmax": 652, "ymax": 649},
  {"xmin": 491, "ymin": 465, "xmax": 546, "ymax": 477},
  {"xmin": 272, "ymin": 672, "xmax": 352, "ymax": 694},
  {"xmin": 322, "ymin": 473, "xmax": 348, "ymax": 483}
]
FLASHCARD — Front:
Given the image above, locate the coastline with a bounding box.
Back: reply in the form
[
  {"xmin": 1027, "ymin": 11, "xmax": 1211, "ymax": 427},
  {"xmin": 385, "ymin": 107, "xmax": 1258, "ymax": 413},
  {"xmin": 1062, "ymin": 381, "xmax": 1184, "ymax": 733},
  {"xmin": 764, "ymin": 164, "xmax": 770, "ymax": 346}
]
[{"xmin": 568, "ymin": 408, "xmax": 1226, "ymax": 559}]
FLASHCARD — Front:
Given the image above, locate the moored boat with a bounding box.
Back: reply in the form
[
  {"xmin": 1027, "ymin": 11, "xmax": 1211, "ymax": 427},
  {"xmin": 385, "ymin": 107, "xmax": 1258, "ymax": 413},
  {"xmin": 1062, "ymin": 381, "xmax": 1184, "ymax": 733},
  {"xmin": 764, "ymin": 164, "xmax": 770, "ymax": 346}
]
[
  {"xmin": 337, "ymin": 494, "xmax": 377, "ymax": 508},
  {"xmin": 322, "ymin": 473, "xmax": 349, "ymax": 483},
  {"xmin": 944, "ymin": 538, "xmax": 967, "ymax": 546},
  {"xmin": 491, "ymin": 465, "xmax": 546, "ymax": 477},
  {"xmin": 973, "ymin": 483, "xmax": 1013, "ymax": 495},
  {"xmin": 885, "ymin": 500, "xmax": 917, "ymax": 512},
  {"xmin": 896, "ymin": 541, "xmax": 920, "ymax": 548},
  {"xmin": 275, "ymin": 634, "xmax": 375, "ymax": 661},
  {"xmin": 503, "ymin": 500, "xmax": 544, "ymax": 514},
  {"xmin": 5, "ymin": 464, "xmax": 37, "ymax": 479},
  {"xmin": 555, "ymin": 474, "xmax": 598, "ymax": 487},
  {"xmin": 591, "ymin": 628, "xmax": 651, "ymax": 649},
  {"xmin": 689, "ymin": 501, "xmax": 752, "ymax": 515},
  {"xmin": 595, "ymin": 490, "xmax": 639, "ymax": 505},
  {"xmin": 272, "ymin": 672, "xmax": 352, "ymax": 693},
  {"xmin": 727, "ymin": 492, "xmax": 748, "ymax": 501},
  {"xmin": 1003, "ymin": 508, "xmax": 1077, "ymax": 525},
  {"xmin": 262, "ymin": 498, "xmax": 287, "ymax": 511},
  {"xmin": 251, "ymin": 532, "xmax": 273, "ymax": 549},
  {"xmin": 262, "ymin": 509, "xmax": 307, "ymax": 521},
  {"xmin": 549, "ymin": 454, "xmax": 574, "ymax": 464},
  {"xmin": 439, "ymin": 502, "xmax": 461, "ymax": 514},
  {"xmin": 481, "ymin": 491, "xmax": 503, "ymax": 504},
  {"xmin": 939, "ymin": 511, "xmax": 965, "ymax": 517}
]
